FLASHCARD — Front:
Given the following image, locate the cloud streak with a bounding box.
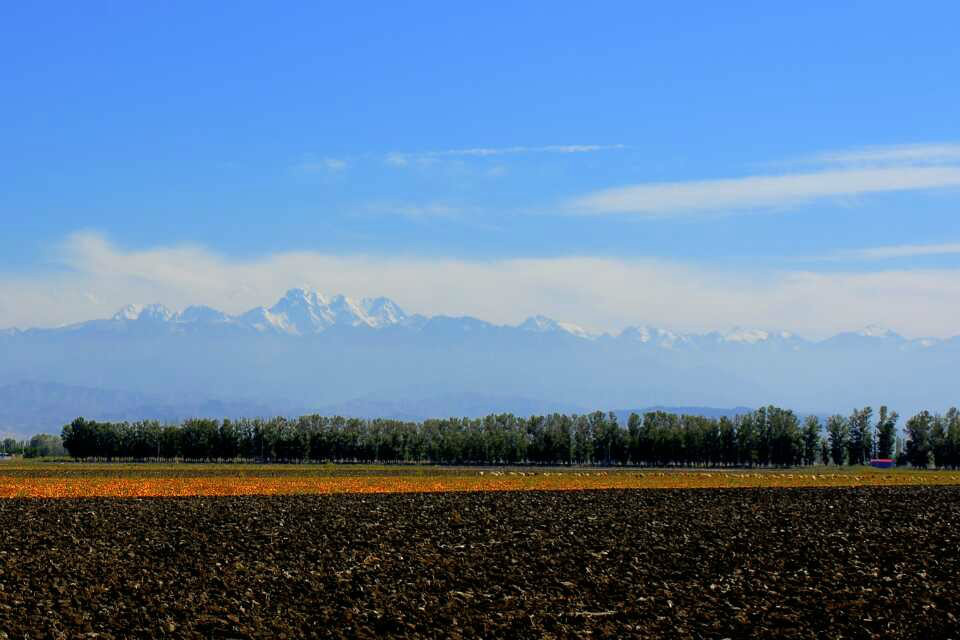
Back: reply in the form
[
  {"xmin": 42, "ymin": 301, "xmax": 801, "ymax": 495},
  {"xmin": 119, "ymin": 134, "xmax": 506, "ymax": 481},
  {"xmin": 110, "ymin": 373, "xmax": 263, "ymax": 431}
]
[
  {"xmin": 2, "ymin": 233, "xmax": 960, "ymax": 339},
  {"xmin": 385, "ymin": 144, "xmax": 626, "ymax": 167},
  {"xmin": 831, "ymin": 242, "xmax": 960, "ymax": 260},
  {"xmin": 810, "ymin": 142, "xmax": 960, "ymax": 167},
  {"xmin": 566, "ymin": 166, "xmax": 960, "ymax": 217},
  {"xmin": 361, "ymin": 202, "xmax": 463, "ymax": 220},
  {"xmin": 296, "ymin": 157, "xmax": 348, "ymax": 172}
]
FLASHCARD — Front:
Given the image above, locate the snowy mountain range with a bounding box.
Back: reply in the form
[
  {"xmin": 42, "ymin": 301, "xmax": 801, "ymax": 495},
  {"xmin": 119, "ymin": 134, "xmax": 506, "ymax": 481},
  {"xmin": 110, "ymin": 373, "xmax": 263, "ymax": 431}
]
[
  {"xmin": 3, "ymin": 287, "xmax": 948, "ymax": 351},
  {"xmin": 1, "ymin": 287, "xmax": 957, "ymax": 434}
]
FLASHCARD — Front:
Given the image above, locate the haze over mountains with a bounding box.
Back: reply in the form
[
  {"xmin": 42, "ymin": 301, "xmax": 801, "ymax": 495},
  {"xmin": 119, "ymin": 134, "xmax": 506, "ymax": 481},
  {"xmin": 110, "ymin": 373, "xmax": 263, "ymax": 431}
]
[{"xmin": 1, "ymin": 288, "xmax": 956, "ymax": 436}]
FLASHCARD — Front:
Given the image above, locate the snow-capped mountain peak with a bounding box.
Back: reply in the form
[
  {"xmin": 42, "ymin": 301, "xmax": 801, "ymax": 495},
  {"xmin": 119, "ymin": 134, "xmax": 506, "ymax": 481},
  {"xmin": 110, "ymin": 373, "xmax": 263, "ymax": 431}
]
[
  {"xmin": 361, "ymin": 297, "xmax": 408, "ymax": 327},
  {"xmin": 238, "ymin": 306, "xmax": 287, "ymax": 333},
  {"xmin": 243, "ymin": 289, "xmax": 410, "ymax": 334},
  {"xmin": 519, "ymin": 315, "xmax": 595, "ymax": 338},
  {"xmin": 327, "ymin": 294, "xmax": 376, "ymax": 327},
  {"xmin": 556, "ymin": 321, "xmax": 595, "ymax": 339},
  {"xmin": 619, "ymin": 325, "xmax": 689, "ymax": 348},
  {"xmin": 519, "ymin": 315, "xmax": 561, "ymax": 332},
  {"xmin": 176, "ymin": 305, "xmax": 231, "ymax": 324},
  {"xmin": 722, "ymin": 327, "xmax": 770, "ymax": 344},
  {"xmin": 28, "ymin": 289, "xmax": 944, "ymax": 348},
  {"xmin": 281, "ymin": 287, "xmax": 329, "ymax": 307},
  {"xmin": 111, "ymin": 303, "xmax": 175, "ymax": 322},
  {"xmin": 112, "ymin": 304, "xmax": 145, "ymax": 321},
  {"xmin": 857, "ymin": 324, "xmax": 899, "ymax": 339},
  {"xmin": 268, "ymin": 289, "xmax": 334, "ymax": 334}
]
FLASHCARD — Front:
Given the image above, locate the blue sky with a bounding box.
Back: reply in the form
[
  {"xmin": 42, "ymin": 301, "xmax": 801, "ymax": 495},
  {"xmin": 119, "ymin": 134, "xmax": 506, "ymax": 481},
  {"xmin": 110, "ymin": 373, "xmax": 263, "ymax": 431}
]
[{"xmin": 2, "ymin": 2, "xmax": 960, "ymax": 336}]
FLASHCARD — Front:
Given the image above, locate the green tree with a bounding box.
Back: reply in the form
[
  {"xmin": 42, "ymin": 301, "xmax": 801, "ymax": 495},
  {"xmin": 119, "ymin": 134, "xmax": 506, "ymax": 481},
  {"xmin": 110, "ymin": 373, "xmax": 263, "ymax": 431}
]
[
  {"xmin": 802, "ymin": 416, "xmax": 821, "ymax": 466},
  {"xmin": 875, "ymin": 406, "xmax": 899, "ymax": 459},
  {"xmin": 589, "ymin": 411, "xmax": 616, "ymax": 465},
  {"xmin": 826, "ymin": 415, "xmax": 849, "ymax": 466},
  {"xmin": 62, "ymin": 417, "xmax": 99, "ymax": 460},
  {"xmin": 626, "ymin": 413, "xmax": 642, "ymax": 464},
  {"xmin": 736, "ymin": 413, "xmax": 758, "ymax": 467},
  {"xmin": 24, "ymin": 433, "xmax": 66, "ymax": 458},
  {"xmin": 946, "ymin": 408, "xmax": 960, "ymax": 470},
  {"xmin": 847, "ymin": 407, "xmax": 873, "ymax": 465},
  {"xmin": 766, "ymin": 407, "xmax": 802, "ymax": 467},
  {"xmin": 819, "ymin": 439, "xmax": 830, "ymax": 466},
  {"xmin": 572, "ymin": 415, "xmax": 592, "ymax": 464},
  {"xmin": 904, "ymin": 411, "xmax": 933, "ymax": 468},
  {"xmin": 180, "ymin": 419, "xmax": 219, "ymax": 461},
  {"xmin": 2, "ymin": 438, "xmax": 24, "ymax": 455},
  {"xmin": 754, "ymin": 407, "xmax": 772, "ymax": 466},
  {"xmin": 930, "ymin": 415, "xmax": 948, "ymax": 469},
  {"xmin": 719, "ymin": 417, "xmax": 738, "ymax": 467}
]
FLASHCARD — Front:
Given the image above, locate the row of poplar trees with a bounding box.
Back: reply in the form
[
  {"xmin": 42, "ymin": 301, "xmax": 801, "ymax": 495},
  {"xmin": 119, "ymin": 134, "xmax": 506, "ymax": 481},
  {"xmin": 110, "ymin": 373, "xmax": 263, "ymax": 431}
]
[{"xmin": 60, "ymin": 405, "xmax": 960, "ymax": 468}]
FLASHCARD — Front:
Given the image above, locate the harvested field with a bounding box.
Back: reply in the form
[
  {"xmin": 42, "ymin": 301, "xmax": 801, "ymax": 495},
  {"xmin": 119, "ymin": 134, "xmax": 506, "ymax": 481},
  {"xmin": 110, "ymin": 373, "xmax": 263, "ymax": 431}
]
[
  {"xmin": 2, "ymin": 462, "xmax": 959, "ymax": 497},
  {"xmin": 1, "ymin": 487, "xmax": 959, "ymax": 638}
]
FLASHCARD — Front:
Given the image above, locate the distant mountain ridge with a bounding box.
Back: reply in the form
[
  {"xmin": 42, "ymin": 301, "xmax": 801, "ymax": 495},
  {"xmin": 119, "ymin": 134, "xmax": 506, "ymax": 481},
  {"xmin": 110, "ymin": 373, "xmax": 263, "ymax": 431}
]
[
  {"xmin": 2, "ymin": 288, "xmax": 957, "ymax": 427},
  {"xmin": 0, "ymin": 381, "xmax": 278, "ymax": 437},
  {"xmin": 2, "ymin": 287, "xmax": 950, "ymax": 350},
  {"xmin": 0, "ymin": 381, "xmax": 757, "ymax": 438},
  {"xmin": 314, "ymin": 392, "xmax": 585, "ymax": 422}
]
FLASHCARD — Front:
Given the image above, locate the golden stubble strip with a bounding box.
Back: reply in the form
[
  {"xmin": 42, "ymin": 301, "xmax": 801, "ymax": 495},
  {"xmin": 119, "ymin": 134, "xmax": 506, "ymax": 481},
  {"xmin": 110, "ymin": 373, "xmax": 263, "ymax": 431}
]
[{"xmin": 2, "ymin": 470, "xmax": 960, "ymax": 498}]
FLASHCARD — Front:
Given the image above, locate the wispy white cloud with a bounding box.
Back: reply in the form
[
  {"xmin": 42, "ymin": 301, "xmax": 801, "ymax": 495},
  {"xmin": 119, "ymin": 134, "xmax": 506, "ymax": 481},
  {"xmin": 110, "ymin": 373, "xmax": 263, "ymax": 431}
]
[
  {"xmin": 829, "ymin": 242, "xmax": 960, "ymax": 260},
  {"xmin": 384, "ymin": 153, "xmax": 417, "ymax": 168},
  {"xmin": 810, "ymin": 142, "xmax": 960, "ymax": 167},
  {"xmin": 385, "ymin": 144, "xmax": 626, "ymax": 167},
  {"xmin": 567, "ymin": 141, "xmax": 960, "ymax": 217},
  {"xmin": 566, "ymin": 166, "xmax": 960, "ymax": 217},
  {"xmin": 361, "ymin": 202, "xmax": 463, "ymax": 219},
  {"xmin": 3, "ymin": 232, "xmax": 960, "ymax": 339},
  {"xmin": 437, "ymin": 144, "xmax": 627, "ymax": 157},
  {"xmin": 296, "ymin": 157, "xmax": 349, "ymax": 172}
]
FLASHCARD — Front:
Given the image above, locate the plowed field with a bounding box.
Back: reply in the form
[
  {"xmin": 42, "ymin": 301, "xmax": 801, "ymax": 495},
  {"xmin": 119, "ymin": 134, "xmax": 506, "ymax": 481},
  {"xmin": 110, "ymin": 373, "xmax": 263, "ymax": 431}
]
[{"xmin": 1, "ymin": 487, "xmax": 958, "ymax": 639}]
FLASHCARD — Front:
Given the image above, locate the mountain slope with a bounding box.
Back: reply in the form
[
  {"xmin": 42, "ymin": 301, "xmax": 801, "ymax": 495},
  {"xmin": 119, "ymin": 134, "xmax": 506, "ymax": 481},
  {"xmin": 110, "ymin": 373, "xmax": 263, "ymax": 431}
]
[
  {"xmin": 0, "ymin": 382, "xmax": 278, "ymax": 437},
  {"xmin": 1, "ymin": 288, "xmax": 957, "ymax": 421}
]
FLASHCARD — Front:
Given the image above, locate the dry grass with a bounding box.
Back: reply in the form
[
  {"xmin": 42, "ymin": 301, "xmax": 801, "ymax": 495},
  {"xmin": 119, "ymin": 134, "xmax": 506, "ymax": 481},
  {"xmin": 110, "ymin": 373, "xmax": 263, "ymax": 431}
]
[{"xmin": 1, "ymin": 461, "xmax": 958, "ymax": 498}]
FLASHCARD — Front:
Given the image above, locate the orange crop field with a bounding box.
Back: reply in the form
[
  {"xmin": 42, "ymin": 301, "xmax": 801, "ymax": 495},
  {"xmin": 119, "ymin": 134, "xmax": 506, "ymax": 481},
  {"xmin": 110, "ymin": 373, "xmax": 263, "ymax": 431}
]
[{"xmin": 2, "ymin": 461, "xmax": 959, "ymax": 498}]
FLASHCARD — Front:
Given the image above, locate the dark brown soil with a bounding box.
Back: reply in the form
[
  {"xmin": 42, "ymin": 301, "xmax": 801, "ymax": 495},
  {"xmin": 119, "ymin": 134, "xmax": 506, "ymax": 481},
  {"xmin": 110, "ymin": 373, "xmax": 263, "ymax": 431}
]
[{"xmin": 1, "ymin": 487, "xmax": 958, "ymax": 639}]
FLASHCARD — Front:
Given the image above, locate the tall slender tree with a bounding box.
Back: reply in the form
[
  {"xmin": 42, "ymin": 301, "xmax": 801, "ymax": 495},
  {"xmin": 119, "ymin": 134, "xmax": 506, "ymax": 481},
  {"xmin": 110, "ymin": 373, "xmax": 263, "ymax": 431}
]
[
  {"xmin": 802, "ymin": 416, "xmax": 821, "ymax": 467},
  {"xmin": 827, "ymin": 415, "xmax": 849, "ymax": 466},
  {"xmin": 944, "ymin": 408, "xmax": 960, "ymax": 469},
  {"xmin": 875, "ymin": 406, "xmax": 899, "ymax": 459},
  {"xmin": 904, "ymin": 411, "xmax": 933, "ymax": 468},
  {"xmin": 847, "ymin": 407, "xmax": 873, "ymax": 465},
  {"xmin": 930, "ymin": 415, "xmax": 948, "ymax": 469}
]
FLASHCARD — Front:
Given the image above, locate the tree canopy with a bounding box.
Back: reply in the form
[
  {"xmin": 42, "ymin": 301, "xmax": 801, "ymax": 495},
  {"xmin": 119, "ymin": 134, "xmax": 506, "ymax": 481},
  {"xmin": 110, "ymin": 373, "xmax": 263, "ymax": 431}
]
[{"xmin": 54, "ymin": 404, "xmax": 959, "ymax": 468}]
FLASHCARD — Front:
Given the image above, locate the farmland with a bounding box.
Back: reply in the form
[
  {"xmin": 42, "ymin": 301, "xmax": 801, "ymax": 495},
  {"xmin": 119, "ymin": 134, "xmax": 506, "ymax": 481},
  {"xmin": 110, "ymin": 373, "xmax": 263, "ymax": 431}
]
[
  {"xmin": 1, "ymin": 464, "xmax": 959, "ymax": 638},
  {"xmin": 1, "ymin": 486, "xmax": 959, "ymax": 638},
  {"xmin": 1, "ymin": 461, "xmax": 960, "ymax": 498}
]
